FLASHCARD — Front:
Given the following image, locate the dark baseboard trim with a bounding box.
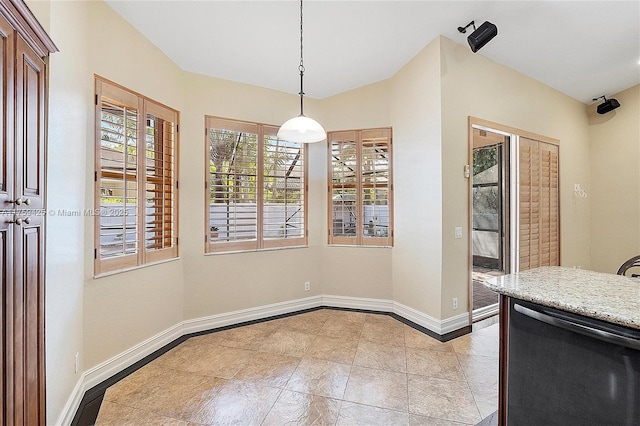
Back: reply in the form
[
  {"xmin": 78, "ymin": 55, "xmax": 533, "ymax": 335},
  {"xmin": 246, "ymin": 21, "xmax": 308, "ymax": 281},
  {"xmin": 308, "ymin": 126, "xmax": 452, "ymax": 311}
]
[{"xmin": 71, "ymin": 306, "xmax": 470, "ymax": 426}]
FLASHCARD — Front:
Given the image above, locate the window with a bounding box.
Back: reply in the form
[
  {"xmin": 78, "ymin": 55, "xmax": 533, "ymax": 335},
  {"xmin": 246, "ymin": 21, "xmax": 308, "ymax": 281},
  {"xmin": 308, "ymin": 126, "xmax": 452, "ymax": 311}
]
[
  {"xmin": 205, "ymin": 116, "xmax": 307, "ymax": 253},
  {"xmin": 95, "ymin": 77, "xmax": 179, "ymax": 275},
  {"xmin": 328, "ymin": 128, "xmax": 393, "ymax": 246}
]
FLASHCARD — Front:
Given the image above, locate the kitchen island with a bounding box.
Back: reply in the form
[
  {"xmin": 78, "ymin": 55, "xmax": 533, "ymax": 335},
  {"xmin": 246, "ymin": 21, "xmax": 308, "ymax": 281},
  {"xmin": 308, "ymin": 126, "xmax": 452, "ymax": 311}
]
[{"xmin": 485, "ymin": 266, "xmax": 640, "ymax": 426}]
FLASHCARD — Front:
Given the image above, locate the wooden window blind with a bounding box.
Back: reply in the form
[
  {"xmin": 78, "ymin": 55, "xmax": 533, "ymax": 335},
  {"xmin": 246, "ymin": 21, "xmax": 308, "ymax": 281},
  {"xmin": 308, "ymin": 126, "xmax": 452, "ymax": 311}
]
[
  {"xmin": 95, "ymin": 77, "xmax": 179, "ymax": 275},
  {"xmin": 519, "ymin": 137, "xmax": 559, "ymax": 270},
  {"xmin": 328, "ymin": 128, "xmax": 393, "ymax": 246},
  {"xmin": 205, "ymin": 117, "xmax": 307, "ymax": 253}
]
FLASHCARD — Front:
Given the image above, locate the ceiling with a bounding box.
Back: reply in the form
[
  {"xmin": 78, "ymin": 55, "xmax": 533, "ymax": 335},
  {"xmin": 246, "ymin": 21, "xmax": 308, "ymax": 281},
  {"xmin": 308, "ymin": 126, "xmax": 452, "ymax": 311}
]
[{"xmin": 105, "ymin": 1, "xmax": 640, "ymax": 104}]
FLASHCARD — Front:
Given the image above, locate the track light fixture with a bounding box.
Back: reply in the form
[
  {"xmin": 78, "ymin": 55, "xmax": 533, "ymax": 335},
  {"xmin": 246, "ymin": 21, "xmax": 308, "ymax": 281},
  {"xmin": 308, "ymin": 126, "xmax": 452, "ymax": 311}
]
[
  {"xmin": 458, "ymin": 20, "xmax": 498, "ymax": 53},
  {"xmin": 592, "ymin": 95, "xmax": 621, "ymax": 115}
]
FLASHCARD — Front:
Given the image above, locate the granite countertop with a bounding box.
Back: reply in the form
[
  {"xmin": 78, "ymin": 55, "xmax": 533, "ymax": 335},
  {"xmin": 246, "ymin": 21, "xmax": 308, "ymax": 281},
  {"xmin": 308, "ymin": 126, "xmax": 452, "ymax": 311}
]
[{"xmin": 484, "ymin": 266, "xmax": 640, "ymax": 329}]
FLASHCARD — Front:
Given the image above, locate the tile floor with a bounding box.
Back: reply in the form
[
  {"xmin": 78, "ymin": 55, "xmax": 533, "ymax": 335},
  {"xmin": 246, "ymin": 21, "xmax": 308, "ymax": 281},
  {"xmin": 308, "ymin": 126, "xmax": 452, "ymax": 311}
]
[{"xmin": 96, "ymin": 309, "xmax": 499, "ymax": 426}]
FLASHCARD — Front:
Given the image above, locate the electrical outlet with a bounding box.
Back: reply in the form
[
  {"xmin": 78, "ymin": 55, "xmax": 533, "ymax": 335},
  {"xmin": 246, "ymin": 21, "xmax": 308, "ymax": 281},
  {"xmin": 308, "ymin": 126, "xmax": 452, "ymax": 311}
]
[
  {"xmin": 304, "ymin": 281, "xmax": 310, "ymax": 291},
  {"xmin": 452, "ymin": 298, "xmax": 458, "ymax": 310},
  {"xmin": 75, "ymin": 352, "xmax": 80, "ymax": 374}
]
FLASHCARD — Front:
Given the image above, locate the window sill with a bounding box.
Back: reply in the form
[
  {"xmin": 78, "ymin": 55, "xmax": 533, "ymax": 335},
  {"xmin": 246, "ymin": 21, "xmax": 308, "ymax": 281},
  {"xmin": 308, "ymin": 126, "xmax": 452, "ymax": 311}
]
[
  {"xmin": 94, "ymin": 256, "xmax": 181, "ymax": 279},
  {"xmin": 205, "ymin": 245, "xmax": 309, "ymax": 256},
  {"xmin": 328, "ymin": 244, "xmax": 393, "ymax": 248}
]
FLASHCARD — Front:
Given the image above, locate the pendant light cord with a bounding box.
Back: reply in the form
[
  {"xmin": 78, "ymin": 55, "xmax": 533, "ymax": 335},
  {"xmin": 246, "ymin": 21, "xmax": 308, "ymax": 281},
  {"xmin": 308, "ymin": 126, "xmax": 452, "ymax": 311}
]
[{"xmin": 298, "ymin": 0, "xmax": 305, "ymax": 116}]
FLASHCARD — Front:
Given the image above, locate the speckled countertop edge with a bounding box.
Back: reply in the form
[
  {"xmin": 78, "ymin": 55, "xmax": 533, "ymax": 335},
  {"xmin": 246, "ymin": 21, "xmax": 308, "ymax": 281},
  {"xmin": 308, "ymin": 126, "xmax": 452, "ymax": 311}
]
[{"xmin": 484, "ymin": 266, "xmax": 640, "ymax": 330}]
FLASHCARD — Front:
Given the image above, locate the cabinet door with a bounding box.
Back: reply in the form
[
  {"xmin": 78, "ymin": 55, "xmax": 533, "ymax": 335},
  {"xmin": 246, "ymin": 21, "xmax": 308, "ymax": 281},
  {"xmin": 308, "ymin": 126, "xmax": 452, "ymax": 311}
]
[
  {"xmin": 0, "ymin": 12, "xmax": 14, "ymax": 426},
  {"xmin": 15, "ymin": 35, "xmax": 45, "ymax": 211},
  {"xmin": 13, "ymin": 34, "xmax": 46, "ymax": 426}
]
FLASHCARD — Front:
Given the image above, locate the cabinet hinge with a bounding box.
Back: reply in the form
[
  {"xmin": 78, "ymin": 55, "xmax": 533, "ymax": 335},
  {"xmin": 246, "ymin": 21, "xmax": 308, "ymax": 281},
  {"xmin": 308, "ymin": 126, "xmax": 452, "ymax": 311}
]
[
  {"xmin": 176, "ymin": 124, "xmax": 179, "ymax": 133},
  {"xmin": 176, "ymin": 180, "xmax": 179, "ymax": 189},
  {"xmin": 94, "ymin": 171, "xmax": 97, "ymax": 182},
  {"xmin": 205, "ymin": 128, "xmax": 207, "ymax": 136},
  {"xmin": 205, "ymin": 235, "xmax": 207, "ymax": 243},
  {"xmin": 95, "ymin": 94, "xmax": 98, "ymax": 105},
  {"xmin": 176, "ymin": 237, "xmax": 178, "ymax": 245},
  {"xmin": 94, "ymin": 248, "xmax": 97, "ymax": 259}
]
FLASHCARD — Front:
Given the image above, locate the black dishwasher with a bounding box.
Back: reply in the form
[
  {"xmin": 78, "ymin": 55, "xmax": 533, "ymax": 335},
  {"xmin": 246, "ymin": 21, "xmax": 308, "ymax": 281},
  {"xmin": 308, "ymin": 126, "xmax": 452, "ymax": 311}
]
[{"xmin": 507, "ymin": 299, "xmax": 640, "ymax": 426}]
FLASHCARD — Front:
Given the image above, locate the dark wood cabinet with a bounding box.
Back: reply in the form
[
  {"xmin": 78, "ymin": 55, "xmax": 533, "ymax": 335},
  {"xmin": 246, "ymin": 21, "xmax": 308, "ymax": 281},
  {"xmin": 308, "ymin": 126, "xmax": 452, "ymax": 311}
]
[{"xmin": 0, "ymin": 1, "xmax": 55, "ymax": 424}]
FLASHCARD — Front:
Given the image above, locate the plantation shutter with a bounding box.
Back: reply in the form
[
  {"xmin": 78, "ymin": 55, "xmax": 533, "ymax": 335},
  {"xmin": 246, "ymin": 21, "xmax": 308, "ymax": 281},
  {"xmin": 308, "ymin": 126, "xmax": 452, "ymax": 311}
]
[
  {"xmin": 361, "ymin": 128, "xmax": 392, "ymax": 246},
  {"xmin": 262, "ymin": 125, "xmax": 307, "ymax": 249},
  {"xmin": 206, "ymin": 117, "xmax": 259, "ymax": 252},
  {"xmin": 96, "ymin": 81, "xmax": 141, "ymax": 274},
  {"xmin": 328, "ymin": 128, "xmax": 393, "ymax": 246},
  {"xmin": 95, "ymin": 78, "xmax": 180, "ymax": 275},
  {"xmin": 329, "ymin": 131, "xmax": 359, "ymax": 245},
  {"xmin": 519, "ymin": 137, "xmax": 559, "ymax": 270},
  {"xmin": 144, "ymin": 101, "xmax": 178, "ymax": 263}
]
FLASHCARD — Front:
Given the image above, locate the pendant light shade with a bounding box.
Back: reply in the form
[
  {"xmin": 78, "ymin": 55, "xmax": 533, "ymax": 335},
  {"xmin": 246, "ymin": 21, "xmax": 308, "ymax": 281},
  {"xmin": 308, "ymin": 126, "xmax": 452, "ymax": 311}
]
[
  {"xmin": 277, "ymin": 0, "xmax": 326, "ymax": 143},
  {"xmin": 277, "ymin": 115, "xmax": 326, "ymax": 143}
]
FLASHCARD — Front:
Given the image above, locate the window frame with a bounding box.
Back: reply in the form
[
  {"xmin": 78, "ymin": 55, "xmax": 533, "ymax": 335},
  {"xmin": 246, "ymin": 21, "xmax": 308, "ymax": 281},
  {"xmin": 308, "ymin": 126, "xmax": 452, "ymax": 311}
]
[
  {"xmin": 327, "ymin": 127, "xmax": 393, "ymax": 247},
  {"xmin": 94, "ymin": 76, "xmax": 179, "ymax": 276},
  {"xmin": 204, "ymin": 116, "xmax": 308, "ymax": 254}
]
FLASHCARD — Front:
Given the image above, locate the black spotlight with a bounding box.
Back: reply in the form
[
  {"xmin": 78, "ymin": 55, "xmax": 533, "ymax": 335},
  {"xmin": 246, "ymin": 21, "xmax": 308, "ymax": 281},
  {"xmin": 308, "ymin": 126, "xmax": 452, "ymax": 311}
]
[
  {"xmin": 593, "ymin": 95, "xmax": 621, "ymax": 115},
  {"xmin": 458, "ymin": 20, "xmax": 498, "ymax": 53}
]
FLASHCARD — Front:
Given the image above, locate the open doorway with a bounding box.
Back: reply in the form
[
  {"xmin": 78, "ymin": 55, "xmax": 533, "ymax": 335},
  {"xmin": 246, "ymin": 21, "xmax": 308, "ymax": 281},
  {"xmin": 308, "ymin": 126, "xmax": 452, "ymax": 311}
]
[{"xmin": 470, "ymin": 127, "xmax": 510, "ymax": 322}]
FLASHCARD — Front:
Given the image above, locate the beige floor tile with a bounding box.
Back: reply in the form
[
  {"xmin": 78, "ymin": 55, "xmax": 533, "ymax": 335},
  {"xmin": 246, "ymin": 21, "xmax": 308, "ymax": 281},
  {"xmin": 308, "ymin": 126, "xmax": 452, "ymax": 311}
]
[
  {"xmin": 406, "ymin": 347, "xmax": 465, "ymax": 381},
  {"xmin": 343, "ymin": 366, "xmax": 408, "ymax": 411},
  {"xmin": 326, "ymin": 310, "xmax": 368, "ymax": 323},
  {"xmin": 155, "ymin": 344, "xmax": 254, "ymax": 379},
  {"xmin": 353, "ymin": 341, "xmax": 407, "ymax": 373},
  {"xmin": 318, "ymin": 318, "xmax": 364, "ymax": 340},
  {"xmin": 408, "ymin": 375, "xmax": 481, "ymax": 425},
  {"xmin": 232, "ymin": 352, "xmax": 300, "ymax": 388},
  {"xmin": 456, "ymin": 353, "xmax": 498, "ymax": 386},
  {"xmin": 280, "ymin": 314, "xmax": 328, "ymax": 335},
  {"xmin": 96, "ymin": 312, "xmax": 499, "ymax": 425},
  {"xmin": 103, "ymin": 363, "xmax": 171, "ymax": 405},
  {"xmin": 409, "ymin": 413, "xmax": 467, "ymax": 425},
  {"xmin": 451, "ymin": 334, "xmax": 499, "ymax": 358},
  {"xmin": 262, "ymin": 390, "xmax": 341, "ymax": 426},
  {"xmin": 360, "ymin": 321, "xmax": 406, "ymax": 346},
  {"xmin": 197, "ymin": 321, "xmax": 282, "ymax": 350},
  {"xmin": 364, "ymin": 313, "xmax": 405, "ymax": 328},
  {"xmin": 256, "ymin": 329, "xmax": 316, "ymax": 357},
  {"xmin": 128, "ymin": 371, "xmax": 226, "ymax": 420},
  {"xmin": 305, "ymin": 335, "xmax": 359, "ymax": 365},
  {"xmin": 404, "ymin": 326, "xmax": 455, "ymax": 352},
  {"xmin": 467, "ymin": 380, "xmax": 499, "ymax": 419},
  {"xmin": 285, "ymin": 357, "xmax": 351, "ymax": 399},
  {"xmin": 187, "ymin": 380, "xmax": 282, "ymax": 425},
  {"xmin": 95, "ymin": 401, "xmax": 188, "ymax": 426},
  {"xmin": 337, "ymin": 401, "xmax": 409, "ymax": 425}
]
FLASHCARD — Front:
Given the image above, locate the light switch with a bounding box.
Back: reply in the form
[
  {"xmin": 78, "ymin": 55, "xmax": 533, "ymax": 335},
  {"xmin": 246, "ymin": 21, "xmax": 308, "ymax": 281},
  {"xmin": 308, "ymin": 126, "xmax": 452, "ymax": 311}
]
[{"xmin": 454, "ymin": 227, "xmax": 463, "ymax": 239}]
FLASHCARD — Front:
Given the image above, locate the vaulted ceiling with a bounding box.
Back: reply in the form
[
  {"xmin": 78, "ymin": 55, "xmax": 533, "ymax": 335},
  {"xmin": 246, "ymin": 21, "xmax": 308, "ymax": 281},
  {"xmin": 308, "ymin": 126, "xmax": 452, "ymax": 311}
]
[{"xmin": 105, "ymin": 1, "xmax": 640, "ymax": 103}]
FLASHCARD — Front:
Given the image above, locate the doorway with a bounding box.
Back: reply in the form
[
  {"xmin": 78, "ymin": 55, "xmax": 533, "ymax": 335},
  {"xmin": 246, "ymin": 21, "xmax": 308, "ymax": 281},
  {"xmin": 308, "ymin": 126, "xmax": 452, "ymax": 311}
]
[{"xmin": 470, "ymin": 127, "xmax": 510, "ymax": 322}]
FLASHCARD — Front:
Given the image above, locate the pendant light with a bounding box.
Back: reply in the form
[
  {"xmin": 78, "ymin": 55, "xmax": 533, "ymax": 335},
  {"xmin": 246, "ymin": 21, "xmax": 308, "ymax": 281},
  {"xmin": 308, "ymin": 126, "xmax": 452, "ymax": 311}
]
[{"xmin": 277, "ymin": 0, "xmax": 326, "ymax": 143}]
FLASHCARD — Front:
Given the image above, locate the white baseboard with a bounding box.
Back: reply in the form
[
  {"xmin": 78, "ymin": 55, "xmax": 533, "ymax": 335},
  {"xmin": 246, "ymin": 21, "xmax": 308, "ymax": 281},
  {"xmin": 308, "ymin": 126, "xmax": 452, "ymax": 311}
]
[
  {"xmin": 472, "ymin": 303, "xmax": 499, "ymax": 323},
  {"xmin": 56, "ymin": 294, "xmax": 468, "ymax": 425},
  {"xmin": 182, "ymin": 295, "xmax": 323, "ymax": 335},
  {"xmin": 56, "ymin": 375, "xmax": 86, "ymax": 426},
  {"xmin": 321, "ymin": 294, "xmax": 393, "ymax": 312}
]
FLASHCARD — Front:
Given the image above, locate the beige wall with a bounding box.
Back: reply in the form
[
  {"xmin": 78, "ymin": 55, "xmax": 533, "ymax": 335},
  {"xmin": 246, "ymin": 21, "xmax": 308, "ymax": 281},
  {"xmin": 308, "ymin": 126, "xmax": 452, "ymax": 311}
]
[
  {"xmin": 390, "ymin": 38, "xmax": 444, "ymax": 317},
  {"xmin": 588, "ymin": 85, "xmax": 640, "ymax": 273},
  {"xmin": 39, "ymin": 1, "xmax": 88, "ymax": 422},
  {"xmin": 439, "ymin": 36, "xmax": 592, "ymax": 317},
  {"xmin": 317, "ymin": 80, "xmax": 393, "ymax": 299}
]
